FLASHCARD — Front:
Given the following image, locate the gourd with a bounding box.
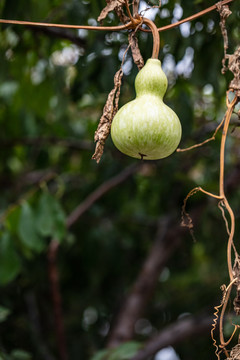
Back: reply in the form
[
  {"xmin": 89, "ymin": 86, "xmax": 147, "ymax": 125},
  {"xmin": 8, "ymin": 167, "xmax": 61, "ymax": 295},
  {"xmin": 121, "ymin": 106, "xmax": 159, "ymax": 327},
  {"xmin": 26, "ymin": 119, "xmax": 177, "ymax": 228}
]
[{"xmin": 111, "ymin": 58, "xmax": 182, "ymax": 160}]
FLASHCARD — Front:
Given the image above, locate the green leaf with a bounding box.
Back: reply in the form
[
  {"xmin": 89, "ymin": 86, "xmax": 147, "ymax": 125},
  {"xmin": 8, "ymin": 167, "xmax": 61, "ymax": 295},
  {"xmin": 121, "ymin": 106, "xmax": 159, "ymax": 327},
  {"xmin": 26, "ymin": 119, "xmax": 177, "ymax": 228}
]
[
  {"xmin": 5, "ymin": 206, "xmax": 21, "ymax": 235},
  {"xmin": 0, "ymin": 350, "xmax": 11, "ymax": 360},
  {"xmin": 108, "ymin": 342, "xmax": 142, "ymax": 360},
  {"xmin": 18, "ymin": 202, "xmax": 46, "ymax": 252},
  {"xmin": 10, "ymin": 350, "xmax": 32, "ymax": 360},
  {"xmin": 0, "ymin": 305, "xmax": 11, "ymax": 322},
  {"xmin": 36, "ymin": 191, "xmax": 55, "ymax": 237},
  {"xmin": 91, "ymin": 342, "xmax": 142, "ymax": 360},
  {"xmin": 36, "ymin": 191, "xmax": 66, "ymax": 241},
  {"xmin": 90, "ymin": 350, "xmax": 109, "ymax": 360},
  {"xmin": 0, "ymin": 232, "xmax": 21, "ymax": 285},
  {"xmin": 50, "ymin": 197, "xmax": 66, "ymax": 241}
]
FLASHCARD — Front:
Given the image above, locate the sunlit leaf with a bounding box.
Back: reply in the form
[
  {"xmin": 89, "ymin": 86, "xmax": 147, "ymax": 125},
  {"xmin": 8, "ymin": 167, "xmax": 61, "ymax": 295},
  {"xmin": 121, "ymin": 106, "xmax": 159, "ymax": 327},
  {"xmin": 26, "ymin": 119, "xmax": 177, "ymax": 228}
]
[
  {"xmin": 5, "ymin": 206, "xmax": 21, "ymax": 235},
  {"xmin": 36, "ymin": 191, "xmax": 66, "ymax": 241},
  {"xmin": 10, "ymin": 350, "xmax": 32, "ymax": 360},
  {"xmin": 0, "ymin": 350, "xmax": 11, "ymax": 360},
  {"xmin": 108, "ymin": 342, "xmax": 142, "ymax": 360},
  {"xmin": 0, "ymin": 305, "xmax": 11, "ymax": 323},
  {"xmin": 90, "ymin": 349, "xmax": 109, "ymax": 360},
  {"xmin": 18, "ymin": 202, "xmax": 46, "ymax": 252},
  {"xmin": 36, "ymin": 191, "xmax": 55, "ymax": 237}
]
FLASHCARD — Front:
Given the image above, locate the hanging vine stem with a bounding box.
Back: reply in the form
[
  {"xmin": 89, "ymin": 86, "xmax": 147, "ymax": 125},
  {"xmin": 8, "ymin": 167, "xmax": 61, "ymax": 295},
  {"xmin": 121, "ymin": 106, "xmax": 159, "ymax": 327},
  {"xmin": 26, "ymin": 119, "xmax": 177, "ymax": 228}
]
[
  {"xmin": 219, "ymin": 92, "xmax": 238, "ymax": 281},
  {"xmin": 182, "ymin": 91, "xmax": 240, "ymax": 357},
  {"xmin": 142, "ymin": 17, "xmax": 160, "ymax": 59},
  {"xmin": 214, "ymin": 92, "xmax": 239, "ymax": 358}
]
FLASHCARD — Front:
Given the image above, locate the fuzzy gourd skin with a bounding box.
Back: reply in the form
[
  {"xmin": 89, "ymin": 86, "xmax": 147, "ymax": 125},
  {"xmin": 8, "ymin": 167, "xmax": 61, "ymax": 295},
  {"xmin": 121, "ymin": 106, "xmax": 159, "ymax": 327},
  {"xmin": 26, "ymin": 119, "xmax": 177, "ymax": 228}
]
[{"xmin": 111, "ymin": 59, "xmax": 182, "ymax": 160}]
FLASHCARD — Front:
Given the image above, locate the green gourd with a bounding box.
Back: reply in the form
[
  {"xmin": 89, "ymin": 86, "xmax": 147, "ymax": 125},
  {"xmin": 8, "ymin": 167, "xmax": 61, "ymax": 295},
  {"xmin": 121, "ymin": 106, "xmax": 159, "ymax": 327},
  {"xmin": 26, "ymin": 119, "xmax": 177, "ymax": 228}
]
[{"xmin": 111, "ymin": 58, "xmax": 182, "ymax": 160}]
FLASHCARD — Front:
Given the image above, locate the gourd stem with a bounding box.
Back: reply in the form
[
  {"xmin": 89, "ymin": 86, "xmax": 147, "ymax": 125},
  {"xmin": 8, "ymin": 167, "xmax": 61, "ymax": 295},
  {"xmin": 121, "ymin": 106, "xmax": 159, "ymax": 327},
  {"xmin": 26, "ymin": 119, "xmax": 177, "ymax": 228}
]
[{"xmin": 142, "ymin": 18, "xmax": 160, "ymax": 59}]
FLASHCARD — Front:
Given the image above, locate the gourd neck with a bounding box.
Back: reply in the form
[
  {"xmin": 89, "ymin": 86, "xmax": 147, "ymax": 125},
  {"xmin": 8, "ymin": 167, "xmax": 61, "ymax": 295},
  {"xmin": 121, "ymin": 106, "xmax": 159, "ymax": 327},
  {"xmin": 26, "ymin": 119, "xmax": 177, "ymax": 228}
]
[{"xmin": 135, "ymin": 59, "xmax": 168, "ymax": 99}]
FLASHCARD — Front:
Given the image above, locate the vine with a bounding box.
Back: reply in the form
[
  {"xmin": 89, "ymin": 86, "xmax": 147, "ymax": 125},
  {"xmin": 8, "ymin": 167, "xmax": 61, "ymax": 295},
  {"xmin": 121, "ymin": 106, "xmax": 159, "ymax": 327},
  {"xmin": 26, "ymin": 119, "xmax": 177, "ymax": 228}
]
[{"xmin": 180, "ymin": 1, "xmax": 240, "ymax": 357}]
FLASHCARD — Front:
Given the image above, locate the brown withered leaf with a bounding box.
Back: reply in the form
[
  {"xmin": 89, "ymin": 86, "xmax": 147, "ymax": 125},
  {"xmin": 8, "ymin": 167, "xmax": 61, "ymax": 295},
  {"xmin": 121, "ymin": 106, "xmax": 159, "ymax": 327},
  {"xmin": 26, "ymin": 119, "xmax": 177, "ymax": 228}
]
[
  {"xmin": 115, "ymin": 6, "xmax": 129, "ymax": 24},
  {"xmin": 92, "ymin": 69, "xmax": 123, "ymax": 163},
  {"xmin": 128, "ymin": 31, "xmax": 144, "ymax": 70},
  {"xmin": 228, "ymin": 46, "xmax": 240, "ymax": 96},
  {"xmin": 216, "ymin": 2, "xmax": 240, "ymax": 95},
  {"xmin": 98, "ymin": 0, "xmax": 126, "ymax": 23},
  {"xmin": 216, "ymin": 3, "xmax": 232, "ymax": 73},
  {"xmin": 226, "ymin": 344, "xmax": 240, "ymax": 360}
]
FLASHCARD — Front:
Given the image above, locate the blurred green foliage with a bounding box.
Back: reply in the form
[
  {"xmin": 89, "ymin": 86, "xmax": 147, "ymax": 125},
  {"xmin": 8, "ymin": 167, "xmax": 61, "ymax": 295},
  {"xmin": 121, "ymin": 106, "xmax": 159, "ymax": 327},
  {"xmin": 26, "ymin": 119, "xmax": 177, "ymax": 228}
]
[{"xmin": 0, "ymin": 0, "xmax": 240, "ymax": 359}]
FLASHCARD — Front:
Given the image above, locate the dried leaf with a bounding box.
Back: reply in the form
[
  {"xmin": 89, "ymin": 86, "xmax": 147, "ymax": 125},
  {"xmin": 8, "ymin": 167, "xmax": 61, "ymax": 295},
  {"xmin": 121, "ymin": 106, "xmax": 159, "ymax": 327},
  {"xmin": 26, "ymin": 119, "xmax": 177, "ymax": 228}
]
[
  {"xmin": 228, "ymin": 47, "xmax": 240, "ymax": 96},
  {"xmin": 115, "ymin": 6, "xmax": 129, "ymax": 24},
  {"xmin": 98, "ymin": 0, "xmax": 126, "ymax": 23},
  {"xmin": 216, "ymin": 3, "xmax": 232, "ymax": 73},
  {"xmin": 216, "ymin": 4, "xmax": 239, "ymax": 95},
  {"xmin": 227, "ymin": 344, "xmax": 240, "ymax": 360},
  {"xmin": 92, "ymin": 69, "xmax": 123, "ymax": 163},
  {"xmin": 128, "ymin": 31, "xmax": 144, "ymax": 70},
  {"xmin": 132, "ymin": 0, "xmax": 140, "ymax": 17},
  {"xmin": 216, "ymin": 2, "xmax": 232, "ymax": 19}
]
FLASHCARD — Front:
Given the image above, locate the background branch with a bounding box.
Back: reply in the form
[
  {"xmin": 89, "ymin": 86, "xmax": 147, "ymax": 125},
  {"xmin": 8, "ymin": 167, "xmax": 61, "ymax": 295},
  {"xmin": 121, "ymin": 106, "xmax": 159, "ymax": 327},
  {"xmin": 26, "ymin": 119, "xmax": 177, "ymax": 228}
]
[
  {"xmin": 29, "ymin": 26, "xmax": 86, "ymax": 47},
  {"xmin": 0, "ymin": 137, "xmax": 92, "ymax": 151},
  {"xmin": 106, "ymin": 212, "xmax": 200, "ymax": 347},
  {"xmin": 66, "ymin": 162, "xmax": 141, "ymax": 228},
  {"xmin": 131, "ymin": 313, "xmax": 213, "ymax": 360},
  {"xmin": 106, "ymin": 153, "xmax": 240, "ymax": 349},
  {"xmin": 25, "ymin": 291, "xmax": 56, "ymax": 360},
  {"xmin": 47, "ymin": 162, "xmax": 142, "ymax": 358},
  {"xmin": 48, "ymin": 157, "xmax": 240, "ymax": 356}
]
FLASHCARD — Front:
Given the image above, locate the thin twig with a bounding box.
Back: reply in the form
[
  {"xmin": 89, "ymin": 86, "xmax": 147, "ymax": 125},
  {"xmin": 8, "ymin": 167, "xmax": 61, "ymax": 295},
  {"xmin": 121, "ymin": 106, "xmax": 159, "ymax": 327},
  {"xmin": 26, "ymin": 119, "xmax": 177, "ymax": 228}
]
[
  {"xmin": 66, "ymin": 163, "xmax": 140, "ymax": 228},
  {"xmin": 125, "ymin": 0, "xmax": 136, "ymax": 24},
  {"xmin": 156, "ymin": 0, "xmax": 234, "ymax": 32},
  {"xmin": 0, "ymin": 172, "xmax": 56, "ymax": 225},
  {"xmin": 181, "ymin": 186, "xmax": 223, "ymax": 236},
  {"xmin": 0, "ymin": 18, "xmax": 134, "ymax": 31},
  {"xmin": 218, "ymin": 201, "xmax": 230, "ymax": 236},
  {"xmin": 177, "ymin": 115, "xmax": 226, "ymax": 153},
  {"xmin": 131, "ymin": 313, "xmax": 213, "ymax": 360}
]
